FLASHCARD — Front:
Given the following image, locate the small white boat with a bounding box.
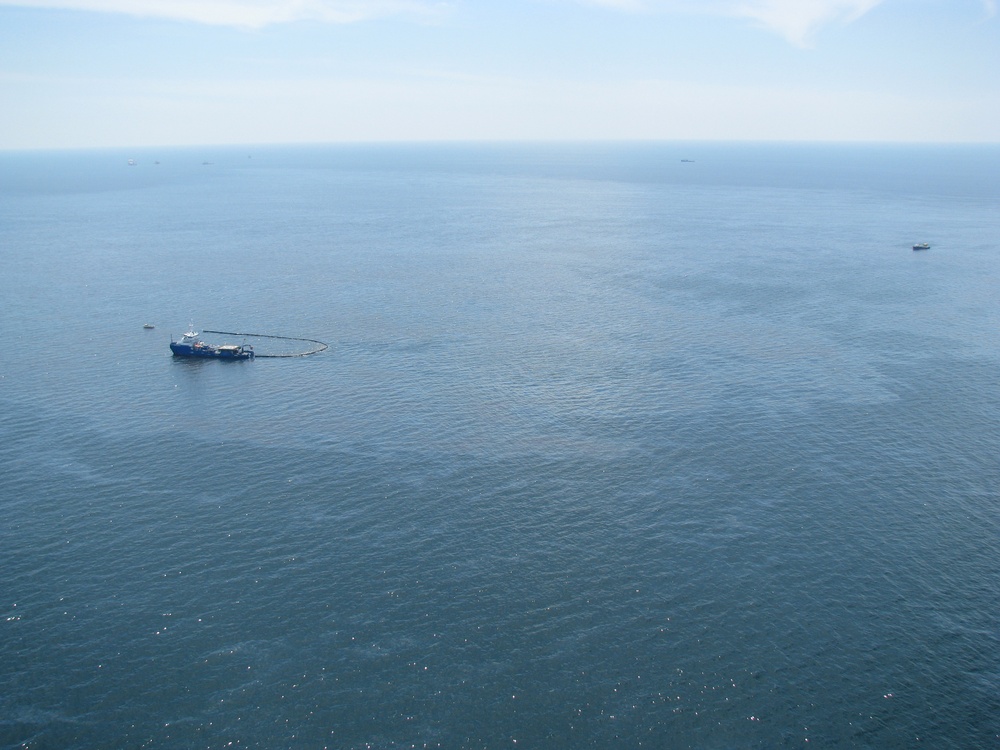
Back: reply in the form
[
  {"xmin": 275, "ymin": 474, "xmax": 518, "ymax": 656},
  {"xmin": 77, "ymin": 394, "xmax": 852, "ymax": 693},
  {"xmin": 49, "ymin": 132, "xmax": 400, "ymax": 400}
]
[
  {"xmin": 913, "ymin": 242, "xmax": 930, "ymax": 251},
  {"xmin": 143, "ymin": 323, "xmax": 155, "ymax": 329}
]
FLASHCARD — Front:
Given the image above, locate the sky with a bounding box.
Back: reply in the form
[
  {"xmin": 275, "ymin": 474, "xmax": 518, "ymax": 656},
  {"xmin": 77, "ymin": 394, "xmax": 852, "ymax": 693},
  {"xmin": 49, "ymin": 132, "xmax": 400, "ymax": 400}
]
[{"xmin": 0, "ymin": 0, "xmax": 998, "ymax": 148}]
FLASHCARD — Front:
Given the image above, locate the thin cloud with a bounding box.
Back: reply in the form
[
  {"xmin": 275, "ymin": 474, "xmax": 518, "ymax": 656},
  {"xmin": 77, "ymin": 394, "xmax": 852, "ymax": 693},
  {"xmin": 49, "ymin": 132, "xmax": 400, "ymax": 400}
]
[
  {"xmin": 584, "ymin": 0, "xmax": 886, "ymax": 46},
  {"xmin": 729, "ymin": 0, "xmax": 885, "ymax": 46},
  {"xmin": 0, "ymin": 0, "xmax": 449, "ymax": 28},
  {"xmin": 579, "ymin": 0, "xmax": 645, "ymax": 9}
]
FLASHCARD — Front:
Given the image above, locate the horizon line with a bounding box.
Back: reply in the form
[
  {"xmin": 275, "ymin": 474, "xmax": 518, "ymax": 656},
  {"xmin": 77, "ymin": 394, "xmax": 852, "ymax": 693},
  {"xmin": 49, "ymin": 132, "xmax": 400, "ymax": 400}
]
[{"xmin": 3, "ymin": 137, "xmax": 1000, "ymax": 154}]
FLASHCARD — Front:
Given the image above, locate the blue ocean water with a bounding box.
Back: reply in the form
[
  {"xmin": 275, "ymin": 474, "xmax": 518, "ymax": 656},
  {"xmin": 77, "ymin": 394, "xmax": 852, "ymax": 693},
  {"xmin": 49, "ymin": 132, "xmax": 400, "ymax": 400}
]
[{"xmin": 1, "ymin": 142, "xmax": 999, "ymax": 749}]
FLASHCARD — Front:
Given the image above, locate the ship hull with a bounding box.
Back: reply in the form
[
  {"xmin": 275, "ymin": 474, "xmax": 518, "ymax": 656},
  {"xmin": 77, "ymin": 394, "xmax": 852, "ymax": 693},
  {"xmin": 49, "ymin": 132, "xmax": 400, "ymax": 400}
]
[{"xmin": 170, "ymin": 342, "xmax": 254, "ymax": 359}]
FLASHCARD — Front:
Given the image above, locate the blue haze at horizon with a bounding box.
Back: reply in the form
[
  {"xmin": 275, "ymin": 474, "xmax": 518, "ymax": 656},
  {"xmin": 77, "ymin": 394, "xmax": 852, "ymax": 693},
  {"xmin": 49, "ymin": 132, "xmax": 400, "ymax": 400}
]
[{"xmin": 1, "ymin": 143, "xmax": 999, "ymax": 748}]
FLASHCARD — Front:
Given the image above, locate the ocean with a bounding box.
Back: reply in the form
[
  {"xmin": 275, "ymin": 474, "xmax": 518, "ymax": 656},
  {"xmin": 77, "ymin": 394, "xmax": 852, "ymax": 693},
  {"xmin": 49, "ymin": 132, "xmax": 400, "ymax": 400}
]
[{"xmin": 1, "ymin": 142, "xmax": 998, "ymax": 749}]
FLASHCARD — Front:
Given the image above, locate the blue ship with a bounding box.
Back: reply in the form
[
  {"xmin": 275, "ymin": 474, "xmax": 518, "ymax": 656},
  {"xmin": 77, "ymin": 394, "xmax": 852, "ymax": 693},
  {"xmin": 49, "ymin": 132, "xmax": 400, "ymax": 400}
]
[{"xmin": 170, "ymin": 327, "xmax": 254, "ymax": 359}]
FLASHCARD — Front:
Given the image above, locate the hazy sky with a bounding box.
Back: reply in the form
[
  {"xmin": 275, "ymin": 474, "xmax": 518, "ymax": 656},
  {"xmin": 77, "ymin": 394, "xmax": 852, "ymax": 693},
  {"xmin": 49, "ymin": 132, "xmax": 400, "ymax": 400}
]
[{"xmin": 1, "ymin": 0, "xmax": 998, "ymax": 148}]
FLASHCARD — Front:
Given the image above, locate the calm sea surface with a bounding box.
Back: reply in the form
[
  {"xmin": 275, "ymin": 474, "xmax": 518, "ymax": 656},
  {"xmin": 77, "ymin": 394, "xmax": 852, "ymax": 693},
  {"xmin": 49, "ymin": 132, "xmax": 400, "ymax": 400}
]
[{"xmin": 1, "ymin": 143, "xmax": 999, "ymax": 749}]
